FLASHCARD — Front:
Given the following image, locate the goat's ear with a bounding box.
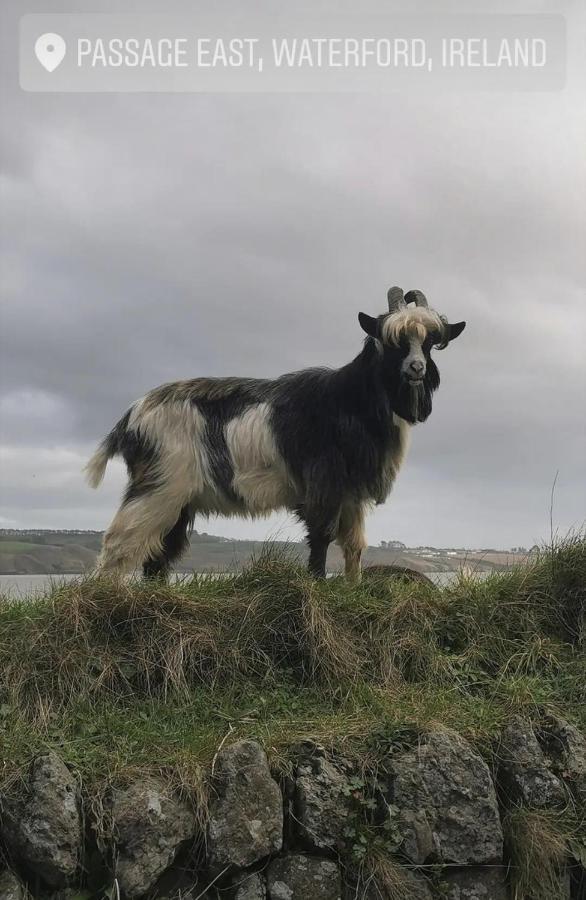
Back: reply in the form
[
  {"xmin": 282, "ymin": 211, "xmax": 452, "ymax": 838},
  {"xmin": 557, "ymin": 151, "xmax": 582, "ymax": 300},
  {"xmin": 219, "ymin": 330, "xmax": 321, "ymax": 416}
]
[
  {"xmin": 358, "ymin": 312, "xmax": 379, "ymax": 338},
  {"xmin": 446, "ymin": 321, "xmax": 466, "ymax": 342}
]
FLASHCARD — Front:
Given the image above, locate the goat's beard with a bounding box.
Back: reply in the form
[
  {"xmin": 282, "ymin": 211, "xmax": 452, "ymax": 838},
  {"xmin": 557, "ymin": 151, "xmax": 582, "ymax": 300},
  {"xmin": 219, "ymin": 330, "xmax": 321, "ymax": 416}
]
[{"xmin": 394, "ymin": 378, "xmax": 433, "ymax": 424}]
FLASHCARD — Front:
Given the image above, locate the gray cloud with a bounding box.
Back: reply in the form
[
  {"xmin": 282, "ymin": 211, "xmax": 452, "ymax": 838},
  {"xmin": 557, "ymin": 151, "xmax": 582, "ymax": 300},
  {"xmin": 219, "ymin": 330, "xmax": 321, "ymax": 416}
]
[{"xmin": 1, "ymin": 0, "xmax": 584, "ymax": 548}]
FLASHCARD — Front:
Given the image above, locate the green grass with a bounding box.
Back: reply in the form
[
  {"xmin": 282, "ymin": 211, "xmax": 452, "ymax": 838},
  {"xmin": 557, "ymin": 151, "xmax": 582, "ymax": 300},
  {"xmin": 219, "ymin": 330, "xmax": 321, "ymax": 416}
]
[
  {"xmin": 0, "ymin": 541, "xmax": 40, "ymax": 553},
  {"xmin": 0, "ymin": 537, "xmax": 584, "ymax": 894}
]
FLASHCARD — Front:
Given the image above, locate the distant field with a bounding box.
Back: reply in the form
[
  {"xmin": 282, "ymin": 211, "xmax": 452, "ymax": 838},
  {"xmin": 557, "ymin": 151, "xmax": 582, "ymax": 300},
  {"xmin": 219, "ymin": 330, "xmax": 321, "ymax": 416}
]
[
  {"xmin": 0, "ymin": 530, "xmax": 533, "ymax": 576},
  {"xmin": 0, "ymin": 541, "xmax": 40, "ymax": 553}
]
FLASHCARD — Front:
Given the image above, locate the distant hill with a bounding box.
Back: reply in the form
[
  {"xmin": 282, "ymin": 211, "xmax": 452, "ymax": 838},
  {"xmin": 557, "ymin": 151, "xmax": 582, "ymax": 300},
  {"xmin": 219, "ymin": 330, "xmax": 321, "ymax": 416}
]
[{"xmin": 0, "ymin": 530, "xmax": 532, "ymax": 576}]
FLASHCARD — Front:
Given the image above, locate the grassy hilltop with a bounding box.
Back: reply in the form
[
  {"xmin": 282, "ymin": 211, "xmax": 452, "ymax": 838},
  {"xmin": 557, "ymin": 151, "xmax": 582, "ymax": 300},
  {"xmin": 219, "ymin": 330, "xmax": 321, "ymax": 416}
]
[{"xmin": 0, "ymin": 537, "xmax": 584, "ymax": 895}]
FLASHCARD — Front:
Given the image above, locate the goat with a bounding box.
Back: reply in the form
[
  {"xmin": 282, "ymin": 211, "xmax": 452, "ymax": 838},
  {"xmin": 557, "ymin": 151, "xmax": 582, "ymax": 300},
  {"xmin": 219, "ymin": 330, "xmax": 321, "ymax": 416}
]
[{"xmin": 86, "ymin": 286, "xmax": 465, "ymax": 580}]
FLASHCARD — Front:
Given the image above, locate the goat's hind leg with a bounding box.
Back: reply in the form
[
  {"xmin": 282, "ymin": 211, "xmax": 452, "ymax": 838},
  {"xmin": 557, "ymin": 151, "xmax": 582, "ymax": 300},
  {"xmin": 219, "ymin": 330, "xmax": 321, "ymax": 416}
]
[
  {"xmin": 143, "ymin": 504, "xmax": 193, "ymax": 580},
  {"xmin": 96, "ymin": 486, "xmax": 185, "ymax": 578}
]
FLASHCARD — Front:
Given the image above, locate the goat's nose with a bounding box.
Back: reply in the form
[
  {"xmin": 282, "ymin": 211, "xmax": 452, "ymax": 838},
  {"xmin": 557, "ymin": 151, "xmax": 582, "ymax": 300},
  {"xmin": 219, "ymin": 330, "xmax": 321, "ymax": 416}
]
[{"xmin": 409, "ymin": 360, "xmax": 425, "ymax": 375}]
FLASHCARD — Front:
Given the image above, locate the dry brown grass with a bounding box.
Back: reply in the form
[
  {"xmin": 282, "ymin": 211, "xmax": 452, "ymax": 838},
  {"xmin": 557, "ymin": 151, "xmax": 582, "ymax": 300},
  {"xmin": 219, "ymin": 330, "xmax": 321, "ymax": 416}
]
[
  {"xmin": 356, "ymin": 850, "xmax": 432, "ymax": 899},
  {"xmin": 0, "ymin": 538, "xmax": 584, "ymax": 727},
  {"xmin": 504, "ymin": 807, "xmax": 577, "ymax": 900}
]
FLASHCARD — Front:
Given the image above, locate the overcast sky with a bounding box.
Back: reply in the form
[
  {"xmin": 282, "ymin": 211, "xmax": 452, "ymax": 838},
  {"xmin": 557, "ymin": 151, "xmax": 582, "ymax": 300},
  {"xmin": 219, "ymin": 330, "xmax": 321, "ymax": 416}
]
[{"xmin": 1, "ymin": 0, "xmax": 584, "ymax": 550}]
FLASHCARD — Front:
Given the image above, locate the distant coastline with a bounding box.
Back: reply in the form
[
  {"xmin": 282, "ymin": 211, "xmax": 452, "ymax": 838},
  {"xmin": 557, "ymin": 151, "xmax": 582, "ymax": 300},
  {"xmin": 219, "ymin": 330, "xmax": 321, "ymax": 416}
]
[{"xmin": 0, "ymin": 529, "xmax": 536, "ymax": 577}]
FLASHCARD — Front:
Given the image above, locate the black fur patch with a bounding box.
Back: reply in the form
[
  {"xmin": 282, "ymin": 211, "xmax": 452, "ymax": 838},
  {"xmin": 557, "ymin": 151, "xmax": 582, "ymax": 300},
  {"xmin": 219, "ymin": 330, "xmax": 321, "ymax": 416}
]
[
  {"xmin": 102, "ymin": 409, "xmax": 131, "ymax": 458},
  {"xmin": 271, "ymin": 336, "xmax": 442, "ymax": 512},
  {"xmin": 118, "ymin": 418, "xmax": 162, "ymax": 503}
]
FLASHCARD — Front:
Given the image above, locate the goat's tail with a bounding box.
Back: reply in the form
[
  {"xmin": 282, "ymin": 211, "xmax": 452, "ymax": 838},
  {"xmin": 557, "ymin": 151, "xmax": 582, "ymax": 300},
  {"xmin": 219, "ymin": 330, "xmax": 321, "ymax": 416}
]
[{"xmin": 84, "ymin": 410, "xmax": 131, "ymax": 488}]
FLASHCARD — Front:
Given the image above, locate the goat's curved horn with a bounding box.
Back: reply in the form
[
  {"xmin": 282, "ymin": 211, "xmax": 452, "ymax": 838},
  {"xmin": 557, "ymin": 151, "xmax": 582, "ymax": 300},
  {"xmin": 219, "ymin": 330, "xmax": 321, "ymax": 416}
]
[
  {"xmin": 404, "ymin": 289, "xmax": 429, "ymax": 308},
  {"xmin": 387, "ymin": 286, "xmax": 405, "ymax": 313}
]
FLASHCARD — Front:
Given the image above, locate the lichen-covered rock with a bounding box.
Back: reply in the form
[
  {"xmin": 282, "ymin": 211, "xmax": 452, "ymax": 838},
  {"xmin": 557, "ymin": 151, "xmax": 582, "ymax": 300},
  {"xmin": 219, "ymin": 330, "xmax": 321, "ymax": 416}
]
[
  {"xmin": 294, "ymin": 744, "xmax": 351, "ymax": 850},
  {"xmin": 441, "ymin": 868, "xmax": 508, "ymax": 899},
  {"xmin": 233, "ymin": 871, "xmax": 267, "ymax": 900},
  {"xmin": 540, "ymin": 715, "xmax": 586, "ymax": 803},
  {"xmin": 0, "ymin": 871, "xmax": 27, "ymax": 900},
  {"xmin": 499, "ymin": 716, "xmax": 565, "ymax": 807},
  {"xmin": 0, "ymin": 752, "xmax": 82, "ymax": 887},
  {"xmin": 267, "ymin": 854, "xmax": 341, "ymax": 900},
  {"xmin": 111, "ymin": 778, "xmax": 196, "ymax": 898},
  {"xmin": 208, "ymin": 740, "xmax": 283, "ymax": 870},
  {"xmin": 390, "ymin": 731, "xmax": 502, "ymax": 865}
]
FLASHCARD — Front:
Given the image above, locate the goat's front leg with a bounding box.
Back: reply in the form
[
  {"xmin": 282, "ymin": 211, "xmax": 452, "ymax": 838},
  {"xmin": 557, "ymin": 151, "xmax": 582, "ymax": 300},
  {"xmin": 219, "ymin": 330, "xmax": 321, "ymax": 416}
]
[
  {"xmin": 337, "ymin": 502, "xmax": 367, "ymax": 583},
  {"xmin": 302, "ymin": 500, "xmax": 340, "ymax": 579}
]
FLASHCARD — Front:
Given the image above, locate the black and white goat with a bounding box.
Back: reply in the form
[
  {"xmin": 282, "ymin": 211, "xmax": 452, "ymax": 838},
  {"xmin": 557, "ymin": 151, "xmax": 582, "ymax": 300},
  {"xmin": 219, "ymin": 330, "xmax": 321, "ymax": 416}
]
[{"xmin": 86, "ymin": 287, "xmax": 465, "ymax": 580}]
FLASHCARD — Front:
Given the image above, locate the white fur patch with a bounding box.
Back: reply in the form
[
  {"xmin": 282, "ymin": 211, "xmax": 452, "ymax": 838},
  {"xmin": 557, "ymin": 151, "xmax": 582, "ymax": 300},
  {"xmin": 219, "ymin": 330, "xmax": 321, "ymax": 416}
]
[
  {"xmin": 129, "ymin": 397, "xmax": 211, "ymax": 498},
  {"xmin": 225, "ymin": 403, "xmax": 296, "ymax": 514},
  {"xmin": 84, "ymin": 443, "xmax": 110, "ymax": 488},
  {"xmin": 381, "ymin": 308, "xmax": 444, "ymax": 346},
  {"xmin": 389, "ymin": 413, "xmax": 412, "ymax": 477}
]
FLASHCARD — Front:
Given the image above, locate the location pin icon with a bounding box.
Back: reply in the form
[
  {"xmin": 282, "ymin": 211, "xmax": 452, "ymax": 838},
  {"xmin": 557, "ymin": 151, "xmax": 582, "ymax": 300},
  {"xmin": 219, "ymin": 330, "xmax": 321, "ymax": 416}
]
[{"xmin": 35, "ymin": 33, "xmax": 66, "ymax": 72}]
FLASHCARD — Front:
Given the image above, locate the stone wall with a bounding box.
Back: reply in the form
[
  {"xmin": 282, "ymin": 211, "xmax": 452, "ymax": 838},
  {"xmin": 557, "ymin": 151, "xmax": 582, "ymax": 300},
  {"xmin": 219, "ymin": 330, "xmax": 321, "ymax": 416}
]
[{"xmin": 1, "ymin": 717, "xmax": 585, "ymax": 899}]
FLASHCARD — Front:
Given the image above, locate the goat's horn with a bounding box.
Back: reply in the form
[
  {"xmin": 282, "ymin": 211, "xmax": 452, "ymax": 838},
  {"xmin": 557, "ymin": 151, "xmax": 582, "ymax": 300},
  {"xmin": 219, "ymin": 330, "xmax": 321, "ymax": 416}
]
[
  {"xmin": 404, "ymin": 289, "xmax": 429, "ymax": 308},
  {"xmin": 387, "ymin": 286, "xmax": 405, "ymax": 313}
]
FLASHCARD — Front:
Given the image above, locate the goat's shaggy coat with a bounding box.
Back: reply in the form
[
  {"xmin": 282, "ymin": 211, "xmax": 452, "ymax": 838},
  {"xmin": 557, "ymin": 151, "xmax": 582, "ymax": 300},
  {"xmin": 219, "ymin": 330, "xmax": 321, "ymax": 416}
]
[{"xmin": 86, "ymin": 291, "xmax": 465, "ymax": 579}]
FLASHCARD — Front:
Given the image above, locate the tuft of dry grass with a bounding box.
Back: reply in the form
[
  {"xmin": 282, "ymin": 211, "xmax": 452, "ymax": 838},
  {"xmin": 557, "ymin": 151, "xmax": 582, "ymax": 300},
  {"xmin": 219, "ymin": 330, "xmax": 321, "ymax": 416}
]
[
  {"xmin": 504, "ymin": 806, "xmax": 580, "ymax": 900},
  {"xmin": 355, "ymin": 850, "xmax": 432, "ymax": 899}
]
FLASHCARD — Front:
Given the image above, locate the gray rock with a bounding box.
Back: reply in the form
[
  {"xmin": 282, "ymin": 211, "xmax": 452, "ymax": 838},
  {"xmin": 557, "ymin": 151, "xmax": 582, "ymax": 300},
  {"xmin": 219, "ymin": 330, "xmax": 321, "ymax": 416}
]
[
  {"xmin": 0, "ymin": 752, "xmax": 82, "ymax": 887},
  {"xmin": 208, "ymin": 740, "xmax": 283, "ymax": 870},
  {"xmin": 294, "ymin": 745, "xmax": 351, "ymax": 850},
  {"xmin": 111, "ymin": 777, "xmax": 196, "ymax": 898},
  {"xmin": 541, "ymin": 715, "xmax": 586, "ymax": 802},
  {"xmin": 233, "ymin": 872, "xmax": 267, "ymax": 900},
  {"xmin": 499, "ymin": 716, "xmax": 566, "ymax": 807},
  {"xmin": 0, "ymin": 871, "xmax": 27, "ymax": 900},
  {"xmin": 267, "ymin": 854, "xmax": 341, "ymax": 900},
  {"xmin": 390, "ymin": 731, "xmax": 502, "ymax": 865},
  {"xmin": 441, "ymin": 868, "xmax": 508, "ymax": 899}
]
